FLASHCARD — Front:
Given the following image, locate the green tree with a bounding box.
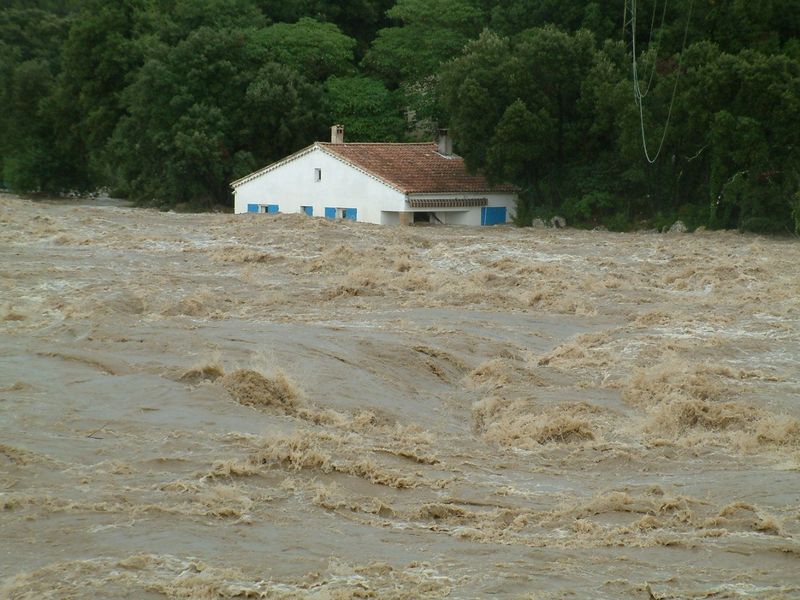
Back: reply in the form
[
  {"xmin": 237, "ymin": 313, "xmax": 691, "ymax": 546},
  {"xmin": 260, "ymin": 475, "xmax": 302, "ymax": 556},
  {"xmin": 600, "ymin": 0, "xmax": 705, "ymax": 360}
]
[
  {"xmin": 325, "ymin": 75, "xmax": 405, "ymax": 141},
  {"xmin": 241, "ymin": 61, "xmax": 328, "ymax": 165},
  {"xmin": 53, "ymin": 0, "xmax": 152, "ymax": 186},
  {"xmin": 254, "ymin": 17, "xmax": 356, "ymax": 80},
  {"xmin": 486, "ymin": 100, "xmax": 555, "ymax": 188},
  {"xmin": 440, "ymin": 27, "xmax": 597, "ymax": 210},
  {"xmin": 363, "ymin": 0, "xmax": 488, "ymax": 134},
  {"xmin": 109, "ymin": 26, "xmax": 327, "ymax": 207},
  {"xmin": 490, "ymin": 0, "xmax": 618, "ymax": 39},
  {"xmin": 438, "ymin": 30, "xmax": 512, "ymax": 167},
  {"xmin": 109, "ymin": 26, "xmax": 252, "ymax": 205},
  {"xmin": 0, "ymin": 8, "xmax": 74, "ymax": 191},
  {"xmin": 0, "ymin": 0, "xmax": 82, "ymax": 14},
  {"xmin": 2, "ymin": 59, "xmax": 58, "ymax": 191},
  {"xmin": 255, "ymin": 0, "xmax": 394, "ymax": 55},
  {"xmin": 164, "ymin": 0, "xmax": 266, "ymax": 36},
  {"xmin": 364, "ymin": 0, "xmax": 485, "ymax": 85}
]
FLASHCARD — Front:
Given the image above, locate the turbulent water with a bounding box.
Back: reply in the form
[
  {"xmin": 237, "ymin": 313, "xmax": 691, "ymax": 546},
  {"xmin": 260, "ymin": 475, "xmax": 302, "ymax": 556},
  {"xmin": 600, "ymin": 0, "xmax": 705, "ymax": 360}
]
[{"xmin": 1, "ymin": 194, "xmax": 799, "ymax": 599}]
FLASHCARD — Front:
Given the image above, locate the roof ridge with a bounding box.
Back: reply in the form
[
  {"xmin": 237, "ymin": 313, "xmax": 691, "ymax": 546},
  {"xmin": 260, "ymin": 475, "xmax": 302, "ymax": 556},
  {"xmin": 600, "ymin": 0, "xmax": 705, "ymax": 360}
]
[{"xmin": 320, "ymin": 141, "xmax": 435, "ymax": 146}]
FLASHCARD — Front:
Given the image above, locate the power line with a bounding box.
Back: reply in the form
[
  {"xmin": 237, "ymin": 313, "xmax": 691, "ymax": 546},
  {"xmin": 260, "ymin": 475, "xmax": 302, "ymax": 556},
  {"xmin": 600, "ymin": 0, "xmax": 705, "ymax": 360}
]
[
  {"xmin": 634, "ymin": 0, "xmax": 669, "ymax": 99},
  {"xmin": 630, "ymin": 0, "xmax": 695, "ymax": 164}
]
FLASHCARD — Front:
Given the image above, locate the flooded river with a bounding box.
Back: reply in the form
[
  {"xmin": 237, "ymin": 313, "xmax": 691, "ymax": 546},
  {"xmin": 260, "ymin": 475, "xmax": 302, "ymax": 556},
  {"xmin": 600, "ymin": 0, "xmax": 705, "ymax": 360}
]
[{"xmin": 1, "ymin": 194, "xmax": 799, "ymax": 598}]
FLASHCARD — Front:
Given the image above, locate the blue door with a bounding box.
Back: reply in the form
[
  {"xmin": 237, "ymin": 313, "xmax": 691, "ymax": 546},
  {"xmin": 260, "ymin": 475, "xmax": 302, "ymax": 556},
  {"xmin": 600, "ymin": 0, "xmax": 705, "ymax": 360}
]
[
  {"xmin": 344, "ymin": 208, "xmax": 357, "ymax": 221},
  {"xmin": 481, "ymin": 206, "xmax": 506, "ymax": 225},
  {"xmin": 324, "ymin": 207, "xmax": 336, "ymax": 219},
  {"xmin": 303, "ymin": 206, "xmax": 313, "ymax": 216},
  {"xmin": 266, "ymin": 204, "xmax": 279, "ymax": 214},
  {"xmin": 247, "ymin": 203, "xmax": 259, "ymax": 213}
]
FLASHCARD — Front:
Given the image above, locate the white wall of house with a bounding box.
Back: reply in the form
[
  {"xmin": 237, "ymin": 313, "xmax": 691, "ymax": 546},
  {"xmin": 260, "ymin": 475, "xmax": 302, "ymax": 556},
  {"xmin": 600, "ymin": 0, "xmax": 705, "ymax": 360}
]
[{"xmin": 233, "ymin": 145, "xmax": 406, "ymax": 224}]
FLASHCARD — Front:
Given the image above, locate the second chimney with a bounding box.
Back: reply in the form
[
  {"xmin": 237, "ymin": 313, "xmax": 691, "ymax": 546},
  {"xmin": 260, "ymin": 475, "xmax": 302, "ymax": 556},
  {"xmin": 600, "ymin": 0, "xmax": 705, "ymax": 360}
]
[
  {"xmin": 331, "ymin": 124, "xmax": 344, "ymax": 144},
  {"xmin": 437, "ymin": 128, "xmax": 452, "ymax": 156}
]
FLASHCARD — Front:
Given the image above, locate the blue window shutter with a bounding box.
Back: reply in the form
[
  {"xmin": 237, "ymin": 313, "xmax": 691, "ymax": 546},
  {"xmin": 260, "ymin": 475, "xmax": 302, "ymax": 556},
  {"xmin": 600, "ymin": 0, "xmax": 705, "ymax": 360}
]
[
  {"xmin": 324, "ymin": 207, "xmax": 336, "ymax": 219},
  {"xmin": 247, "ymin": 204, "xmax": 259, "ymax": 213},
  {"xmin": 267, "ymin": 204, "xmax": 279, "ymax": 214},
  {"xmin": 304, "ymin": 206, "xmax": 313, "ymax": 216},
  {"xmin": 344, "ymin": 208, "xmax": 357, "ymax": 221},
  {"xmin": 481, "ymin": 207, "xmax": 506, "ymax": 225}
]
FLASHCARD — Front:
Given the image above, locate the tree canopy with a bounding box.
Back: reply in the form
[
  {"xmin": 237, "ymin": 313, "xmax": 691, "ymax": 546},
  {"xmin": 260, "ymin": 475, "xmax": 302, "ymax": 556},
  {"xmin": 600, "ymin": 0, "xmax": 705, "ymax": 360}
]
[{"xmin": 0, "ymin": 0, "xmax": 797, "ymax": 231}]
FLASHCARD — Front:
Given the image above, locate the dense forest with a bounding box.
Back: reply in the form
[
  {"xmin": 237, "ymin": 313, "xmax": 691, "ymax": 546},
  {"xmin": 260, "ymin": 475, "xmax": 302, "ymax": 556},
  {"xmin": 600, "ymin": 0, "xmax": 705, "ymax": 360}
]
[{"xmin": 1, "ymin": 0, "xmax": 799, "ymax": 232}]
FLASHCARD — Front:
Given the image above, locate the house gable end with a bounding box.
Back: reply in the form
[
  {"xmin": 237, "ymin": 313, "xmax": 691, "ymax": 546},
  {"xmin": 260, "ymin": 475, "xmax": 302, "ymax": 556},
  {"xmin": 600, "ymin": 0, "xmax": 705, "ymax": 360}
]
[
  {"xmin": 231, "ymin": 144, "xmax": 318, "ymax": 189},
  {"xmin": 317, "ymin": 145, "xmax": 405, "ymax": 194}
]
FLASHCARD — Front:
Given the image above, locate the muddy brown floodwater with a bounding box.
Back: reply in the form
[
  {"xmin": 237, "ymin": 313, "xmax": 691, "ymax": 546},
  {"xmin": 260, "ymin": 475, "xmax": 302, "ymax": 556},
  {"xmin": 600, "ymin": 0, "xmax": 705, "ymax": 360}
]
[{"xmin": 1, "ymin": 193, "xmax": 799, "ymax": 599}]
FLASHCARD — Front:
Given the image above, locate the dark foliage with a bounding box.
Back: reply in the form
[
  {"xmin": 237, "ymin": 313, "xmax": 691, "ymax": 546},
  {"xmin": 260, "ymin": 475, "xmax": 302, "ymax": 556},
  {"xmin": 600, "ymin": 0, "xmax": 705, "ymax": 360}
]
[{"xmin": 0, "ymin": 0, "xmax": 797, "ymax": 231}]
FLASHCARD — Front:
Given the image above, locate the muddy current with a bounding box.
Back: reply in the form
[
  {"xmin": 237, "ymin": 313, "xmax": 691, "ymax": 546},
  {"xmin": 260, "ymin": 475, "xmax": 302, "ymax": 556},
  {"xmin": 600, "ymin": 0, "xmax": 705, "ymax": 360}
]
[{"xmin": 1, "ymin": 194, "xmax": 799, "ymax": 599}]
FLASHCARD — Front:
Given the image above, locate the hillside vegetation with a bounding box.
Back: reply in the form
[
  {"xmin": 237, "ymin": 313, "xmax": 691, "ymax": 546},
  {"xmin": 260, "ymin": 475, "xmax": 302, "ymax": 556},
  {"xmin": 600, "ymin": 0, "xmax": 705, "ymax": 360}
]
[{"xmin": 1, "ymin": 0, "xmax": 799, "ymax": 232}]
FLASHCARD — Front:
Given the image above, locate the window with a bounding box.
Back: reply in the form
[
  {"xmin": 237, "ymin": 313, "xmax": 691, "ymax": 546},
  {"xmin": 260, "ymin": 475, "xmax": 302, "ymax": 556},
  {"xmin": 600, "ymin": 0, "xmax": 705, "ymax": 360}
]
[
  {"xmin": 301, "ymin": 206, "xmax": 313, "ymax": 216},
  {"xmin": 314, "ymin": 168, "xmax": 322, "ymax": 182},
  {"xmin": 324, "ymin": 207, "xmax": 356, "ymax": 221}
]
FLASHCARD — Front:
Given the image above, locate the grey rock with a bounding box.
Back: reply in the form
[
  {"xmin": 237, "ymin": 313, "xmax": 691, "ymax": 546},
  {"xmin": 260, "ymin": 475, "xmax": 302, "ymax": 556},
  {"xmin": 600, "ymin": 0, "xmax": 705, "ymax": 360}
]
[{"xmin": 668, "ymin": 220, "xmax": 688, "ymax": 233}]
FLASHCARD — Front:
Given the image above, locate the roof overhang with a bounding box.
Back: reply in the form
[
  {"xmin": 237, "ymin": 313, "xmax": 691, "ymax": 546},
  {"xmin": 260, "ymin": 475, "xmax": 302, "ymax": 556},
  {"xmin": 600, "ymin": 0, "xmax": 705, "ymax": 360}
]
[{"xmin": 407, "ymin": 197, "xmax": 488, "ymax": 208}]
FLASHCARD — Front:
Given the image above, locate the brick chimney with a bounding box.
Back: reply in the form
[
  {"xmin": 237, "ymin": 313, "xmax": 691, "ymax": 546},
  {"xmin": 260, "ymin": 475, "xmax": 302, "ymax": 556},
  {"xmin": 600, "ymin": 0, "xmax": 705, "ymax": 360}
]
[
  {"xmin": 437, "ymin": 128, "xmax": 452, "ymax": 156},
  {"xmin": 331, "ymin": 124, "xmax": 344, "ymax": 144}
]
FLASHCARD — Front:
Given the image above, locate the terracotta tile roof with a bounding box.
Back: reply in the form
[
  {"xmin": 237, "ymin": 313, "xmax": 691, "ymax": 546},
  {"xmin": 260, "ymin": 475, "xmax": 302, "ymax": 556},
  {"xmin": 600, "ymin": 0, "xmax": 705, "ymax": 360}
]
[{"xmin": 319, "ymin": 142, "xmax": 518, "ymax": 194}]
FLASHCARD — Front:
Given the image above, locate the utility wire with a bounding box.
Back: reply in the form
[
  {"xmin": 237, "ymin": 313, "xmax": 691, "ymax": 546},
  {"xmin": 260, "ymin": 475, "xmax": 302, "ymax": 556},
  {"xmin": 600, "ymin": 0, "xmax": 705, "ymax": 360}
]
[
  {"xmin": 634, "ymin": 0, "xmax": 669, "ymax": 99},
  {"xmin": 631, "ymin": 0, "xmax": 695, "ymax": 164}
]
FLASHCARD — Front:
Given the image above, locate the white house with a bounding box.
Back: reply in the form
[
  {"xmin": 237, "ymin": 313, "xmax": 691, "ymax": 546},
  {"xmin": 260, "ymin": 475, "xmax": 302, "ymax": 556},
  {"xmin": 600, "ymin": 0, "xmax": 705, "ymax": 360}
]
[{"xmin": 231, "ymin": 126, "xmax": 518, "ymax": 226}]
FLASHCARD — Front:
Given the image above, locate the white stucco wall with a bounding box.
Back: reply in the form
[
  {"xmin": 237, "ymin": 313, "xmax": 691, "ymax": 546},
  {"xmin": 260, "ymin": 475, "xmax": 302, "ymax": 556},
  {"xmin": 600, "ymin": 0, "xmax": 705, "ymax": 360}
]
[{"xmin": 233, "ymin": 145, "xmax": 405, "ymax": 224}]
